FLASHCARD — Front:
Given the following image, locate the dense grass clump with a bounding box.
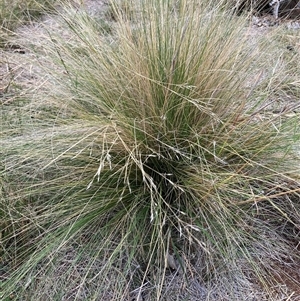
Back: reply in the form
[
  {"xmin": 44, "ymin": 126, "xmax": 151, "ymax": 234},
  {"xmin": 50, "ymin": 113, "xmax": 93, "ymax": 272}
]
[{"xmin": 1, "ymin": 0, "xmax": 300, "ymax": 300}]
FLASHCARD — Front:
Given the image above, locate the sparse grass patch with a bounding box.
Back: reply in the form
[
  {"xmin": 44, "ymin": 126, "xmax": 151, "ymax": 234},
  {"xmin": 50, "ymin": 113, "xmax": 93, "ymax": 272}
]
[
  {"xmin": 0, "ymin": 0, "xmax": 59, "ymax": 46},
  {"xmin": 255, "ymin": 26, "xmax": 300, "ymax": 110},
  {"xmin": 274, "ymin": 27, "xmax": 300, "ymax": 93},
  {"xmin": 1, "ymin": 0, "xmax": 300, "ymax": 300}
]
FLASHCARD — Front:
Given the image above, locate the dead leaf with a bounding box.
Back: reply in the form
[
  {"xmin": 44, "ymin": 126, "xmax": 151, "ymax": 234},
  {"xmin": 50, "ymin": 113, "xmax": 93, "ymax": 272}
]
[{"xmin": 167, "ymin": 252, "xmax": 178, "ymax": 270}]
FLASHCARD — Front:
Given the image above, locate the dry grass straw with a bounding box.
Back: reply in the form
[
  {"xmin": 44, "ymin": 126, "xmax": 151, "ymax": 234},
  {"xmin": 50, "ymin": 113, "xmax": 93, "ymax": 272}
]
[{"xmin": 1, "ymin": 0, "xmax": 300, "ymax": 300}]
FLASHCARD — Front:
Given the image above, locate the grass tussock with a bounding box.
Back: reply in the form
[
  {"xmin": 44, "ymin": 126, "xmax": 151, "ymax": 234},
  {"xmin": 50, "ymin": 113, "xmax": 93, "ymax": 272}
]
[{"xmin": 1, "ymin": 0, "xmax": 300, "ymax": 300}]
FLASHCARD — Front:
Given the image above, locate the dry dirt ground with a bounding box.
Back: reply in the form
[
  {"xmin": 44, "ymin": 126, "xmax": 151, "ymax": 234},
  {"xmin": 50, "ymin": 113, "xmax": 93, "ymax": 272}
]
[{"xmin": 1, "ymin": 1, "xmax": 300, "ymax": 300}]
